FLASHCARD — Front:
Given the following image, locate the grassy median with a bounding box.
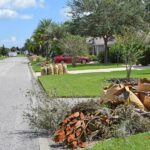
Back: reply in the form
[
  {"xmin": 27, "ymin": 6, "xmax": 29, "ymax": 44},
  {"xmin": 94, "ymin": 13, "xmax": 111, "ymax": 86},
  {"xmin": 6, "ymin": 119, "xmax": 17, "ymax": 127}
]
[{"xmin": 39, "ymin": 69, "xmax": 150, "ymax": 97}]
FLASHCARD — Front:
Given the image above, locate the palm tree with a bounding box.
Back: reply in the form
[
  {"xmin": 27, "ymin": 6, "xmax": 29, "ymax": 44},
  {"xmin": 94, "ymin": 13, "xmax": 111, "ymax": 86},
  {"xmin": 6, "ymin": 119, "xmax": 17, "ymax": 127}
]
[
  {"xmin": 24, "ymin": 39, "xmax": 36, "ymax": 54},
  {"xmin": 32, "ymin": 19, "xmax": 66, "ymax": 58}
]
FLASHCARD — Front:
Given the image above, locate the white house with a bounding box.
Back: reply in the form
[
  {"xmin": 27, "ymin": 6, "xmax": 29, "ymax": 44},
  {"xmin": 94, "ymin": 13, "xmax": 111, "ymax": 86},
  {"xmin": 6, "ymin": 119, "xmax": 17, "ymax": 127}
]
[
  {"xmin": 87, "ymin": 37, "xmax": 116, "ymax": 55},
  {"xmin": 8, "ymin": 52, "xmax": 17, "ymax": 57}
]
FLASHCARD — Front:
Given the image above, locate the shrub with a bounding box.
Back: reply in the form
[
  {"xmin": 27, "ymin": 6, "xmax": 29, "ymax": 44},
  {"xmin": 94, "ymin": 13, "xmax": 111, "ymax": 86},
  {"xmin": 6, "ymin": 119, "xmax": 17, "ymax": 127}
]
[
  {"xmin": 97, "ymin": 51, "xmax": 105, "ymax": 63},
  {"xmin": 24, "ymin": 91, "xmax": 72, "ymax": 133},
  {"xmin": 89, "ymin": 55, "xmax": 97, "ymax": 61},
  {"xmin": 138, "ymin": 47, "xmax": 150, "ymax": 66},
  {"xmin": 109, "ymin": 45, "xmax": 124, "ymax": 63}
]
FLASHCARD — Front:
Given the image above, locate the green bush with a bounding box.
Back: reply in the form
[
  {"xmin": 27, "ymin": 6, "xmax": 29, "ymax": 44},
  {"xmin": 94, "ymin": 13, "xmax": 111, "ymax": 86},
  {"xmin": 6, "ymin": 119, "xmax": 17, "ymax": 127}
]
[
  {"xmin": 97, "ymin": 51, "xmax": 105, "ymax": 63},
  {"xmin": 0, "ymin": 45, "xmax": 8, "ymax": 56},
  {"xmin": 138, "ymin": 47, "xmax": 150, "ymax": 66},
  {"xmin": 89, "ymin": 55, "xmax": 97, "ymax": 61},
  {"xmin": 109, "ymin": 47, "xmax": 124, "ymax": 63}
]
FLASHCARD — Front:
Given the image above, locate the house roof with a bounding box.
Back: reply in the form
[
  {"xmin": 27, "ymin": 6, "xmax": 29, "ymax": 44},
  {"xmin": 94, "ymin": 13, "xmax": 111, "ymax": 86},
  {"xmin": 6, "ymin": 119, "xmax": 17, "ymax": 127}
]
[{"xmin": 86, "ymin": 37, "xmax": 116, "ymax": 46}]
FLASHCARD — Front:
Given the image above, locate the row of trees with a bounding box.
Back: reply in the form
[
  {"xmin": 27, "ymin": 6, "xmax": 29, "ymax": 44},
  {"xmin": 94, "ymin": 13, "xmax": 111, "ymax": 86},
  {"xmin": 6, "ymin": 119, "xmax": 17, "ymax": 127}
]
[
  {"xmin": 0, "ymin": 45, "xmax": 23, "ymax": 57},
  {"xmin": 24, "ymin": 0, "xmax": 150, "ymax": 71},
  {"xmin": 24, "ymin": 19, "xmax": 89, "ymax": 67}
]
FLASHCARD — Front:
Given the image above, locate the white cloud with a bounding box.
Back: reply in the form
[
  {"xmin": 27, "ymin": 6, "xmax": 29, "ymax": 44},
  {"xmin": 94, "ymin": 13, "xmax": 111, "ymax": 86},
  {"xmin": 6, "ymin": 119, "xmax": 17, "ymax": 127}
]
[
  {"xmin": 10, "ymin": 36, "xmax": 17, "ymax": 42},
  {"xmin": 1, "ymin": 36, "xmax": 17, "ymax": 44},
  {"xmin": 13, "ymin": 0, "xmax": 36, "ymax": 8},
  {"xmin": 0, "ymin": 0, "xmax": 45, "ymax": 20},
  {"xmin": 0, "ymin": 9, "xmax": 18, "ymax": 19},
  {"xmin": 20, "ymin": 15, "xmax": 33, "ymax": 20},
  {"xmin": 0, "ymin": 0, "xmax": 37, "ymax": 9},
  {"xmin": 60, "ymin": 7, "xmax": 72, "ymax": 21},
  {"xmin": 0, "ymin": 8, "xmax": 32, "ymax": 20},
  {"xmin": 38, "ymin": 0, "xmax": 45, "ymax": 8},
  {"xmin": 0, "ymin": 0, "xmax": 45, "ymax": 9}
]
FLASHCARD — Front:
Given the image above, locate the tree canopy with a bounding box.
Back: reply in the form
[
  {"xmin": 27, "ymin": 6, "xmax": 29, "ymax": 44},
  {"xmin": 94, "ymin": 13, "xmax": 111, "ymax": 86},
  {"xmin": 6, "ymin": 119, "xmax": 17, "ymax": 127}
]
[{"xmin": 67, "ymin": 0, "xmax": 148, "ymax": 63}]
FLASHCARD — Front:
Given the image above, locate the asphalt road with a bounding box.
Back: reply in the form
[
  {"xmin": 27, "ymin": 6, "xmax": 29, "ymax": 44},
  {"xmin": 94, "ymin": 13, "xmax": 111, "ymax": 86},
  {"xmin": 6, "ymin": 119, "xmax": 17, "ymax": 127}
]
[{"xmin": 0, "ymin": 57, "xmax": 39, "ymax": 150}]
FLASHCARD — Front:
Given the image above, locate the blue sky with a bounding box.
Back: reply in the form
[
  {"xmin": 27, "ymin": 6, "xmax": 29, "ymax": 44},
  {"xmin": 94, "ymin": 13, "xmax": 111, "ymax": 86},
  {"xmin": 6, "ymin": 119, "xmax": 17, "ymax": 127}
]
[{"xmin": 0, "ymin": 0, "xmax": 69, "ymax": 48}]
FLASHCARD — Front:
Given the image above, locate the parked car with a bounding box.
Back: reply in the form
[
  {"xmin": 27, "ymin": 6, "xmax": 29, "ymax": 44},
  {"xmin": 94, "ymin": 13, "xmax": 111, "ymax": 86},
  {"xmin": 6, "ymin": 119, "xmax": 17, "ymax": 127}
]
[{"xmin": 54, "ymin": 55, "xmax": 90, "ymax": 64}]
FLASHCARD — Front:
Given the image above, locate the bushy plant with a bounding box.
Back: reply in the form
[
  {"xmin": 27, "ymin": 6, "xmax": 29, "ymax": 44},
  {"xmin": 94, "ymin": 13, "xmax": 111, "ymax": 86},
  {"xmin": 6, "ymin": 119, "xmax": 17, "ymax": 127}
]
[
  {"xmin": 89, "ymin": 55, "xmax": 97, "ymax": 61},
  {"xmin": 97, "ymin": 51, "xmax": 105, "ymax": 63},
  {"xmin": 109, "ymin": 44, "xmax": 124, "ymax": 63},
  {"xmin": 138, "ymin": 46, "xmax": 150, "ymax": 66},
  {"xmin": 116, "ymin": 32, "xmax": 144, "ymax": 78},
  {"xmin": 0, "ymin": 45, "xmax": 8, "ymax": 56}
]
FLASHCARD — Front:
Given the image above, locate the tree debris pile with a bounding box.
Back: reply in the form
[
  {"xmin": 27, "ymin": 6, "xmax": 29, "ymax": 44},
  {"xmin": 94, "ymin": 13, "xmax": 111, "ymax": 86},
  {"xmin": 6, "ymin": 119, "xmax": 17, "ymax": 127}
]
[
  {"xmin": 103, "ymin": 78, "xmax": 150, "ymax": 111},
  {"xmin": 53, "ymin": 79, "xmax": 150, "ymax": 149}
]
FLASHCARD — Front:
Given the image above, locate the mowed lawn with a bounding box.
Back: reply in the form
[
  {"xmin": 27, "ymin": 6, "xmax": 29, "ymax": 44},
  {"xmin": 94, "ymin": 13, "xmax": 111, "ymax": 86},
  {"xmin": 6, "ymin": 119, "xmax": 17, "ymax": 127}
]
[
  {"xmin": 88, "ymin": 132, "xmax": 150, "ymax": 150},
  {"xmin": 39, "ymin": 69, "xmax": 150, "ymax": 97},
  {"xmin": 0, "ymin": 56, "xmax": 7, "ymax": 60},
  {"xmin": 32, "ymin": 63, "xmax": 124, "ymax": 72},
  {"xmin": 68, "ymin": 63, "xmax": 124, "ymax": 70}
]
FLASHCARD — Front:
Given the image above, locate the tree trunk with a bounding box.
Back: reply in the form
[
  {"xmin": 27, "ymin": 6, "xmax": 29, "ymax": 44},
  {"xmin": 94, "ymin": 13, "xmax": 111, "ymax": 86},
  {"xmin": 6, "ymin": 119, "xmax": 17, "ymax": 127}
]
[
  {"xmin": 103, "ymin": 37, "xmax": 108, "ymax": 64},
  {"xmin": 126, "ymin": 64, "xmax": 132, "ymax": 79},
  {"xmin": 72, "ymin": 57, "xmax": 77, "ymax": 67}
]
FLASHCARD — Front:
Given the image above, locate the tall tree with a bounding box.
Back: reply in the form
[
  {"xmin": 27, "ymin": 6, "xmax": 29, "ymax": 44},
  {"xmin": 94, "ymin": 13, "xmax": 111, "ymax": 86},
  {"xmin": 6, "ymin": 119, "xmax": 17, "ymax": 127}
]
[
  {"xmin": 116, "ymin": 31, "xmax": 145, "ymax": 79},
  {"xmin": 68, "ymin": 0, "xmax": 147, "ymax": 63},
  {"xmin": 63, "ymin": 34, "xmax": 88, "ymax": 67},
  {"xmin": 24, "ymin": 39, "xmax": 36, "ymax": 53},
  {"xmin": 31, "ymin": 19, "xmax": 66, "ymax": 58}
]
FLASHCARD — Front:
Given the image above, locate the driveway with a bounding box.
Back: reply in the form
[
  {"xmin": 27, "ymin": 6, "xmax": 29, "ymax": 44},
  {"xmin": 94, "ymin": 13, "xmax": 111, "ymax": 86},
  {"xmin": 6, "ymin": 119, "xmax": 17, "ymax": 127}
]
[{"xmin": 0, "ymin": 57, "xmax": 39, "ymax": 150}]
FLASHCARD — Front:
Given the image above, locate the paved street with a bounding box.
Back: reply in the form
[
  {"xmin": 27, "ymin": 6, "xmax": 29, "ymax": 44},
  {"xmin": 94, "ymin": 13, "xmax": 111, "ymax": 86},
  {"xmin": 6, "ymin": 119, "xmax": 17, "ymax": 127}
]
[{"xmin": 0, "ymin": 57, "xmax": 39, "ymax": 150}]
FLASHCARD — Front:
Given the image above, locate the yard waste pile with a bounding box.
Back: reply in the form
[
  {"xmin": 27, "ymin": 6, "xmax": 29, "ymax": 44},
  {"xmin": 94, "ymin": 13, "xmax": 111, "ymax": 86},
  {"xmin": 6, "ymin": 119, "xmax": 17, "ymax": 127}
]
[
  {"xmin": 29, "ymin": 55, "xmax": 40, "ymax": 62},
  {"xmin": 53, "ymin": 78, "xmax": 150, "ymax": 149},
  {"xmin": 41, "ymin": 63, "xmax": 68, "ymax": 75}
]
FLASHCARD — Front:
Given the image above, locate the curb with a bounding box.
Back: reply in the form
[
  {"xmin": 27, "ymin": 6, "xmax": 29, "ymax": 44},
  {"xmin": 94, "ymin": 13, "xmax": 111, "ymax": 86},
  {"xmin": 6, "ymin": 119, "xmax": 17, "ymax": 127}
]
[
  {"xmin": 39, "ymin": 138, "xmax": 50, "ymax": 150},
  {"xmin": 27, "ymin": 63, "xmax": 50, "ymax": 150}
]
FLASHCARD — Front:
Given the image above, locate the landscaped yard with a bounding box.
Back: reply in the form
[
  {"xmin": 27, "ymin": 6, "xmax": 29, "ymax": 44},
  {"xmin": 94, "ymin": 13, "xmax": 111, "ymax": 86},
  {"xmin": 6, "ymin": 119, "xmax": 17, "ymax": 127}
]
[
  {"xmin": 88, "ymin": 132, "xmax": 150, "ymax": 150},
  {"xmin": 39, "ymin": 69, "xmax": 150, "ymax": 97},
  {"xmin": 32, "ymin": 63, "xmax": 124, "ymax": 72}
]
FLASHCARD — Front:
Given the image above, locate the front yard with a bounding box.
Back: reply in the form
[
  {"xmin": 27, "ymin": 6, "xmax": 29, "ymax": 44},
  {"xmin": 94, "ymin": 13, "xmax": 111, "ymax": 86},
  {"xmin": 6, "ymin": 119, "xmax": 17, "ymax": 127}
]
[
  {"xmin": 39, "ymin": 69, "xmax": 150, "ymax": 97},
  {"xmin": 32, "ymin": 62, "xmax": 124, "ymax": 72}
]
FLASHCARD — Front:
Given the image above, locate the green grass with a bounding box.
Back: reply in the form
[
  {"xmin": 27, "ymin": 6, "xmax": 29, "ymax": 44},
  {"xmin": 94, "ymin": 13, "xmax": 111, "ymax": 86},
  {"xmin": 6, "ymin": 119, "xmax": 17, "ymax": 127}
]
[
  {"xmin": 39, "ymin": 69, "xmax": 150, "ymax": 97},
  {"xmin": 0, "ymin": 56, "xmax": 7, "ymax": 60},
  {"xmin": 32, "ymin": 64, "xmax": 41, "ymax": 72},
  {"xmin": 87, "ymin": 132, "xmax": 150, "ymax": 150},
  {"xmin": 17, "ymin": 54, "xmax": 26, "ymax": 57},
  {"xmin": 32, "ymin": 63, "xmax": 124, "ymax": 72},
  {"xmin": 68, "ymin": 63, "xmax": 124, "ymax": 71}
]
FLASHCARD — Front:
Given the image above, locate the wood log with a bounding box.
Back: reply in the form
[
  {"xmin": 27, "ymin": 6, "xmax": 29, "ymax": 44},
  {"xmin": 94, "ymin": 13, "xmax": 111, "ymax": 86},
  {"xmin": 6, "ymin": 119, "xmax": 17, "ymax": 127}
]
[
  {"xmin": 143, "ymin": 95, "xmax": 150, "ymax": 111},
  {"xmin": 125, "ymin": 86, "xmax": 145, "ymax": 110}
]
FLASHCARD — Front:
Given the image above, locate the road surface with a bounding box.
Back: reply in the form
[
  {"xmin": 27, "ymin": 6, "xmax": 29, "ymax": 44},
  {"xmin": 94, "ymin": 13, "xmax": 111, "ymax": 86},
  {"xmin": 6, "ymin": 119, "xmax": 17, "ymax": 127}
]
[{"xmin": 0, "ymin": 57, "xmax": 39, "ymax": 150}]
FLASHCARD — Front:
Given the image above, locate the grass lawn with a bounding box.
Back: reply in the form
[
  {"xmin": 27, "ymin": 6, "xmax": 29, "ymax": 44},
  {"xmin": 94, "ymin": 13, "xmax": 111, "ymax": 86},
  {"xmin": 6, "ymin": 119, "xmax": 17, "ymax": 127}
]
[
  {"xmin": 0, "ymin": 56, "xmax": 7, "ymax": 60},
  {"xmin": 87, "ymin": 132, "xmax": 150, "ymax": 150},
  {"xmin": 32, "ymin": 64, "xmax": 41, "ymax": 72},
  {"xmin": 39, "ymin": 69, "xmax": 150, "ymax": 97},
  {"xmin": 17, "ymin": 54, "xmax": 25, "ymax": 57},
  {"xmin": 32, "ymin": 63, "xmax": 124, "ymax": 72},
  {"xmin": 68, "ymin": 63, "xmax": 124, "ymax": 70}
]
